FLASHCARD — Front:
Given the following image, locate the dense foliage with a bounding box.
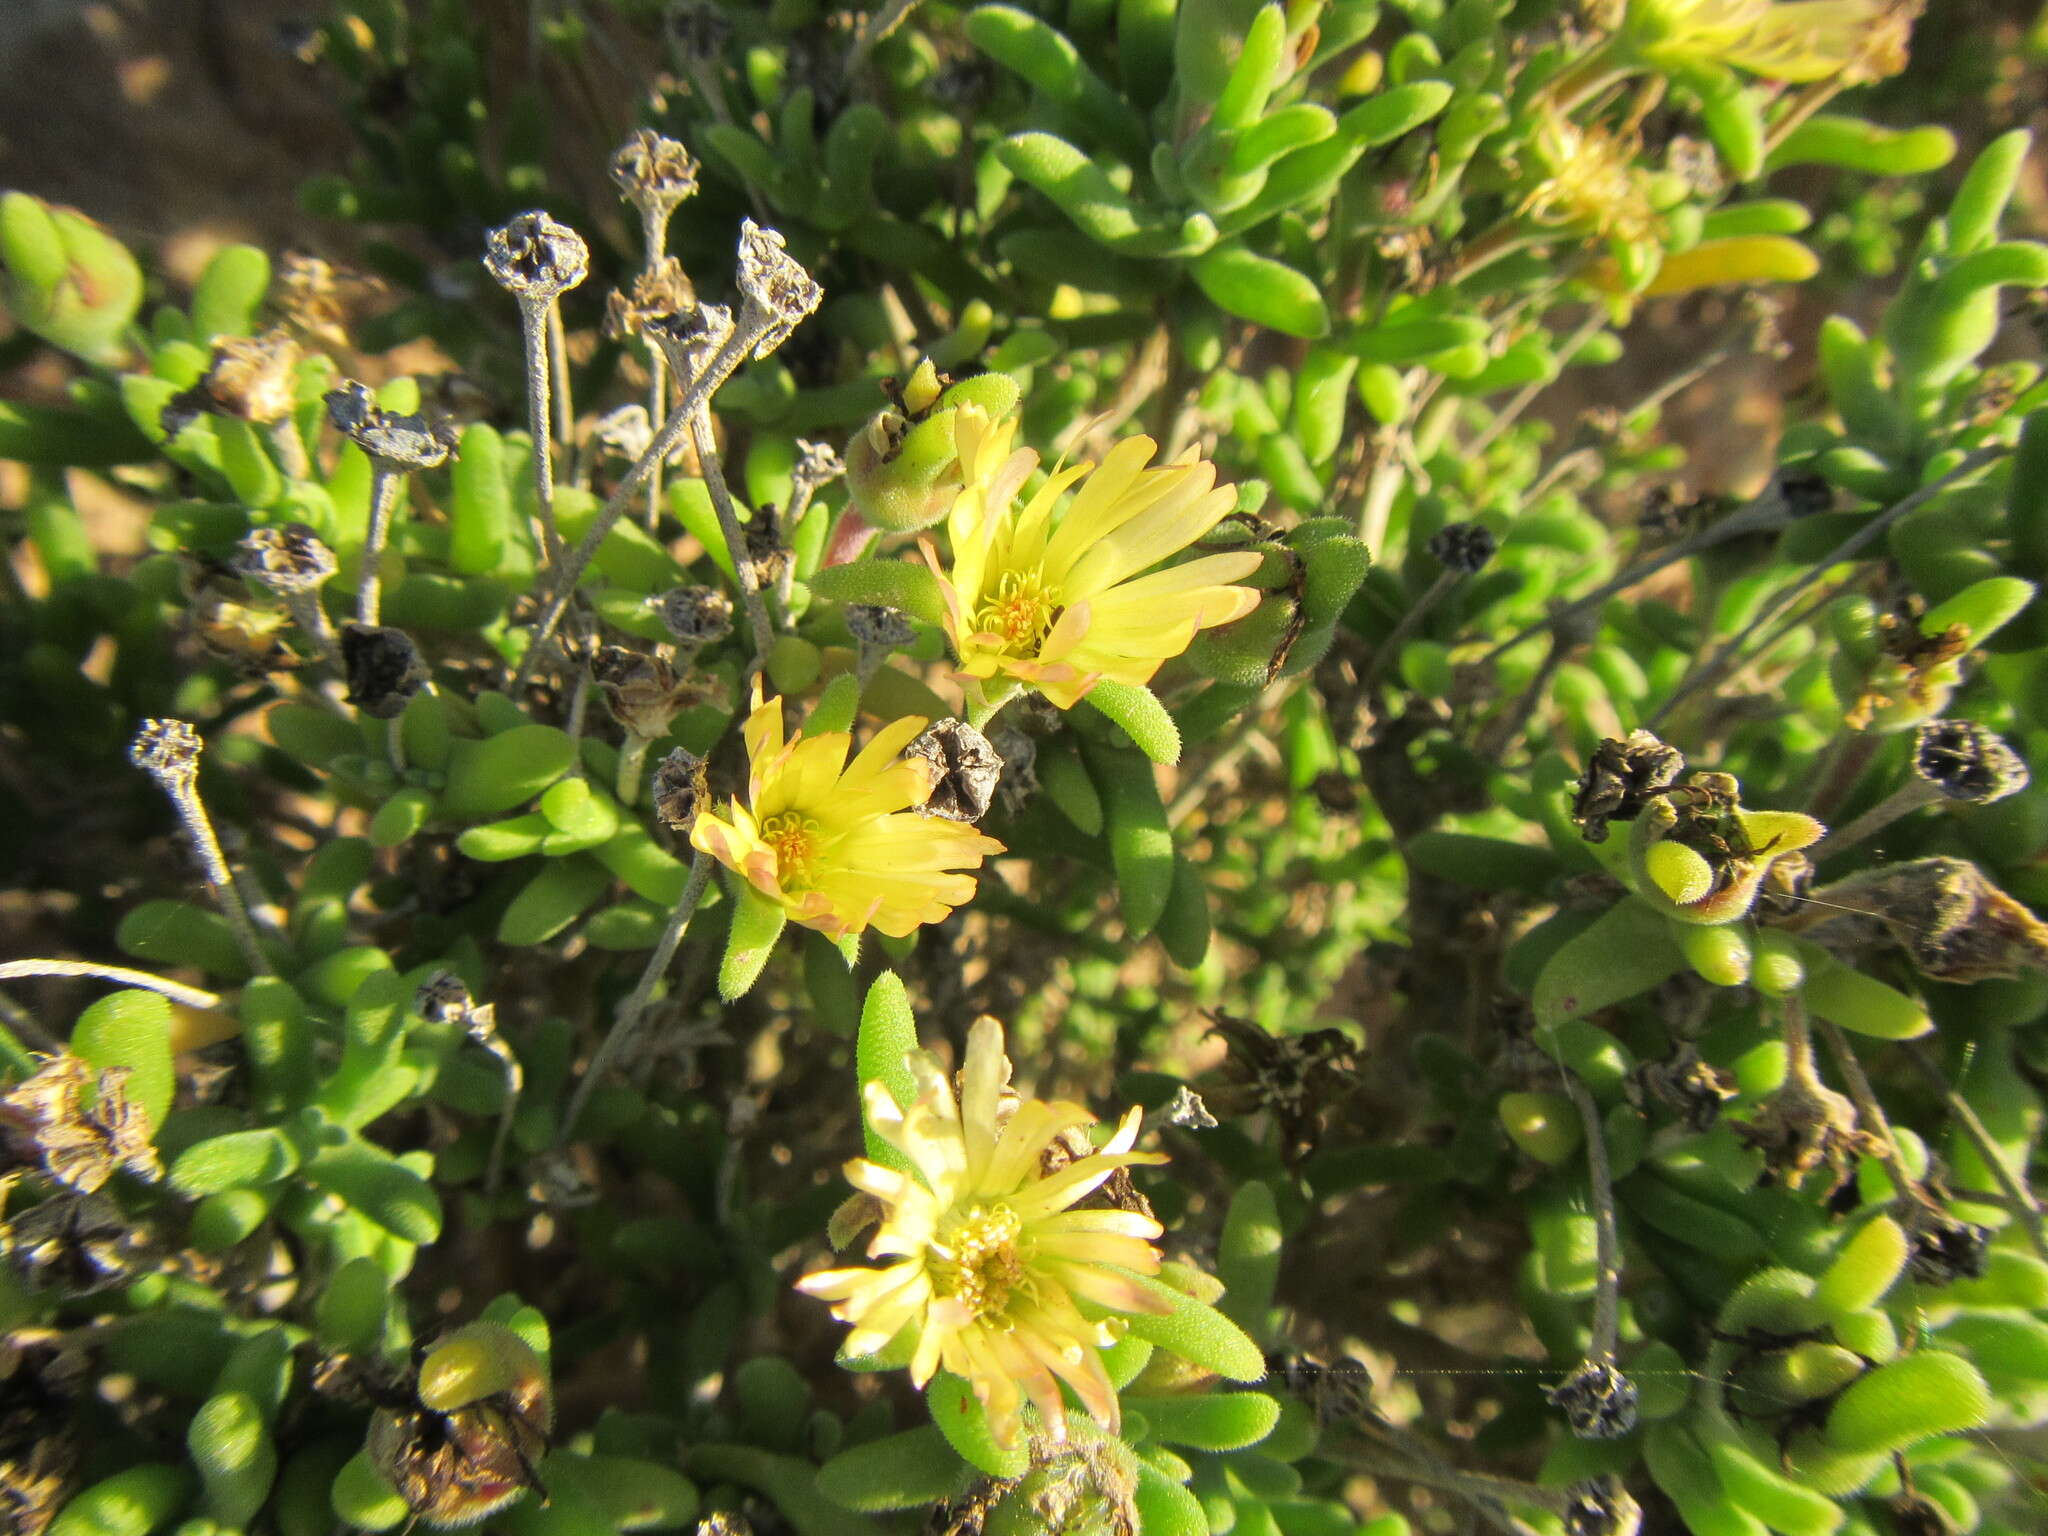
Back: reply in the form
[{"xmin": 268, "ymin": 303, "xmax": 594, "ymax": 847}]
[{"xmin": 4, "ymin": 3, "xmax": 2048, "ymax": 1536}]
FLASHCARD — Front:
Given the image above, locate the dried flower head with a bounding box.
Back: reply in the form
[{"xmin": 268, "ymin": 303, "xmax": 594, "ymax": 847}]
[
  {"xmin": 340, "ymin": 623, "xmax": 430, "ymax": 719},
  {"xmin": 1427, "ymin": 521, "xmax": 1497, "ymax": 574},
  {"xmin": 323, "ymin": 381, "xmax": 458, "ymax": 471},
  {"xmin": 1901, "ymin": 1199, "xmax": 1991, "ymax": 1286},
  {"xmin": 1800, "ymin": 857, "xmax": 2048, "ymax": 983},
  {"xmin": 234, "ymin": 523, "xmax": 338, "ymax": 595},
  {"xmin": 1912, "ymin": 719, "xmax": 2029, "ymax": 804},
  {"xmin": 905, "ymin": 719, "xmax": 1004, "ymax": 823},
  {"xmin": 1547, "ymin": 1358, "xmax": 1639, "ymax": 1439},
  {"xmin": 1633, "ymin": 1042, "xmax": 1738, "ymax": 1133},
  {"xmin": 1203, "ymin": 1014, "xmax": 1358, "ymax": 1161},
  {"xmin": 691, "ymin": 689, "xmax": 1003, "ymax": 939},
  {"xmin": 846, "ymin": 604, "xmax": 917, "ymax": 650},
  {"xmin": 129, "ymin": 718, "xmax": 202, "ymax": 787},
  {"xmin": 483, "ymin": 211, "xmax": 591, "ymax": 305},
  {"xmin": 647, "ymin": 301, "xmax": 735, "ymax": 382},
  {"xmin": 659, "ymin": 585, "xmax": 735, "ymax": 645},
  {"xmin": 734, "ymin": 220, "xmax": 822, "ymax": 357},
  {"xmin": 797, "ymin": 1016, "xmax": 1170, "ymax": 1445},
  {"xmin": 927, "ymin": 407, "xmax": 1261, "ymax": 709},
  {"xmin": 366, "ymin": 1323, "xmax": 552, "ymax": 1528},
  {"xmin": 610, "ymin": 128, "xmax": 701, "ymax": 218},
  {"xmin": 1572, "ymin": 730, "xmax": 1685, "ymax": 842},
  {"xmin": 1564, "ymin": 1477, "xmax": 1643, "ymax": 1536},
  {"xmin": 741, "ymin": 505, "xmax": 788, "ymax": 586},
  {"xmin": 793, "ymin": 437, "xmax": 847, "ymax": 495},
  {"xmin": 1735, "ymin": 1061, "xmax": 1872, "ymax": 1196},
  {"xmin": 592, "ymin": 646, "xmax": 695, "ymax": 740},
  {"xmin": 1, "ymin": 1055, "xmax": 160, "ymax": 1193},
  {"xmin": 161, "ymin": 329, "xmax": 303, "ymax": 435},
  {"xmin": 415, "ymin": 972, "xmax": 481, "ymax": 1030},
  {"xmin": 1, "ymin": 1193, "xmax": 150, "ymax": 1295},
  {"xmin": 604, "ymin": 258, "xmax": 696, "ymax": 340},
  {"xmin": 651, "ymin": 748, "xmax": 711, "ymax": 834},
  {"xmin": 595, "ymin": 404, "xmax": 656, "ymax": 463}
]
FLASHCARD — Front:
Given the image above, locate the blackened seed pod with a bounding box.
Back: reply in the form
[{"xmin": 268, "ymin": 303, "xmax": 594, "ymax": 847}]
[
  {"xmin": 1563, "ymin": 1477, "xmax": 1642, "ymax": 1536},
  {"xmin": 1570, "ymin": 730, "xmax": 1685, "ymax": 843},
  {"xmin": 323, "ymin": 382, "xmax": 458, "ymax": 471},
  {"xmin": 591, "ymin": 647, "xmax": 690, "ymax": 739},
  {"xmin": 1903, "ymin": 1204, "xmax": 1992, "ymax": 1285},
  {"xmin": 659, "ymin": 586, "xmax": 735, "ymax": 645},
  {"xmin": 1772, "ymin": 468, "xmax": 1834, "ymax": 519},
  {"xmin": 609, "ymin": 129, "xmax": 701, "ymax": 219},
  {"xmin": 1426, "ymin": 521, "xmax": 1497, "ymax": 574},
  {"xmin": 845, "ymin": 604, "xmax": 915, "ymax": 650},
  {"xmin": 651, "ymin": 748, "xmax": 710, "ymax": 834},
  {"xmin": 906, "ymin": 719, "xmax": 1003, "ymax": 823},
  {"xmin": 340, "ymin": 624, "xmax": 429, "ymax": 719},
  {"xmin": 1911, "ymin": 718, "xmax": 2030, "ymax": 804},
  {"xmin": 234, "ymin": 524, "xmax": 338, "ymax": 595},
  {"xmin": 129, "ymin": 718, "xmax": 202, "ymax": 788},
  {"xmin": 414, "ymin": 972, "xmax": 475, "ymax": 1028},
  {"xmin": 1545, "ymin": 1359, "xmax": 1638, "ymax": 1440},
  {"xmin": 482, "ymin": 211, "xmax": 590, "ymax": 305},
  {"xmin": 743, "ymin": 506, "xmax": 788, "ymax": 585}
]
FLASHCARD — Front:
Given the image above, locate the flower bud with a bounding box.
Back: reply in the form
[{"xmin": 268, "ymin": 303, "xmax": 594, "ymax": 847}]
[
  {"xmin": 482, "ymin": 210, "xmax": 590, "ymax": 305},
  {"xmin": 323, "ymin": 381, "xmax": 458, "ymax": 471},
  {"xmin": 1426, "ymin": 520, "xmax": 1497, "ymax": 573},
  {"xmin": 651, "ymin": 748, "xmax": 710, "ymax": 833},
  {"xmin": 339, "ymin": 623, "xmax": 429, "ymax": 719},
  {"xmin": 1547, "ymin": 1358, "xmax": 1639, "ymax": 1440},
  {"xmin": 233, "ymin": 524, "xmax": 337, "ymax": 595},
  {"xmin": 1912, "ymin": 718, "xmax": 2029, "ymax": 803},
  {"xmin": 906, "ymin": 719, "xmax": 1003, "ymax": 823}
]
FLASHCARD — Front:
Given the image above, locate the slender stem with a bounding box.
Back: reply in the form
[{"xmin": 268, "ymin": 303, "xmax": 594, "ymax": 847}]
[
  {"xmin": 1362, "ymin": 569, "xmax": 1459, "ymax": 690},
  {"xmin": 284, "ymin": 591, "xmax": 338, "ymax": 663},
  {"xmin": 511, "ymin": 314, "xmax": 768, "ymax": 693},
  {"xmin": 617, "ymin": 734, "xmax": 651, "ymax": 806},
  {"xmin": 776, "ymin": 479, "xmax": 825, "ymax": 629},
  {"xmin": 163, "ymin": 783, "xmax": 274, "ymax": 977},
  {"xmin": 384, "ymin": 714, "xmax": 407, "ymax": 774},
  {"xmin": 1356, "ymin": 434, "xmax": 1407, "ymax": 549},
  {"xmin": 1814, "ymin": 1015, "xmax": 1918, "ymax": 1198},
  {"xmin": 691, "ymin": 412, "xmax": 777, "ymax": 659},
  {"xmin": 0, "ymin": 960, "xmax": 223, "ymax": 1011},
  {"xmin": 1649, "ymin": 448, "xmax": 2008, "ymax": 728},
  {"xmin": 1900, "ymin": 1040, "xmax": 2048, "ymax": 1264},
  {"xmin": 356, "ymin": 465, "xmax": 400, "ymax": 627},
  {"xmin": 266, "ymin": 416, "xmax": 311, "ymax": 481},
  {"xmin": 1465, "ymin": 312, "xmax": 1608, "ymax": 460},
  {"xmin": 479, "ymin": 1031, "xmax": 523, "ymax": 1197},
  {"xmin": 520, "ymin": 298, "xmax": 566, "ymax": 569},
  {"xmin": 1819, "ymin": 780, "xmax": 1939, "ymax": 856},
  {"xmin": 560, "ymin": 851, "xmax": 714, "ymax": 1143},
  {"xmin": 1560, "ymin": 1072, "xmax": 1622, "ymax": 1361},
  {"xmin": 645, "ymin": 345, "xmax": 667, "ymax": 532},
  {"xmin": 1323, "ymin": 1434, "xmax": 1559, "ymax": 1535},
  {"xmin": 548, "ymin": 304, "xmax": 575, "ymax": 473}
]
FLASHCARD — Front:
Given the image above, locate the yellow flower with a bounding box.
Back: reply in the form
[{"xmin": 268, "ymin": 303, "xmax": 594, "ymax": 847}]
[
  {"xmin": 690, "ymin": 690, "xmax": 1003, "ymax": 940},
  {"xmin": 797, "ymin": 1016, "xmax": 1171, "ymax": 1446},
  {"xmin": 922, "ymin": 407, "xmax": 1263, "ymax": 710},
  {"xmin": 1518, "ymin": 112, "xmax": 1660, "ymax": 246},
  {"xmin": 1622, "ymin": 0, "xmax": 1915, "ymax": 84}
]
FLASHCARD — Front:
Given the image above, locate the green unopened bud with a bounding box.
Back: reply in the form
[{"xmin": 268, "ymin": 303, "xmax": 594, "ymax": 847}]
[
  {"xmin": 0, "ymin": 191, "xmax": 143, "ymax": 363},
  {"xmin": 1498, "ymin": 1090, "xmax": 1582, "ymax": 1164}
]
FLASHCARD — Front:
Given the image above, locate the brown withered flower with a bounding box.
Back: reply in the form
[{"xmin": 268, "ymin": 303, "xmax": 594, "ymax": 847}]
[
  {"xmin": 1547, "ymin": 1358, "xmax": 1638, "ymax": 1440},
  {"xmin": 592, "ymin": 646, "xmax": 697, "ymax": 741},
  {"xmin": 1571, "ymin": 730, "xmax": 1685, "ymax": 843},
  {"xmin": 0, "ymin": 1330, "xmax": 87, "ymax": 1536},
  {"xmin": 604, "ymin": 258, "xmax": 696, "ymax": 341},
  {"xmin": 1, "ymin": 1192, "xmax": 152, "ymax": 1295},
  {"xmin": 160, "ymin": 328, "xmax": 303, "ymax": 437},
  {"xmin": 340, "ymin": 623, "xmax": 430, "ymax": 719},
  {"xmin": 2, "ymin": 1055, "xmax": 161, "ymax": 1193},
  {"xmin": 1899, "ymin": 1196, "xmax": 1992, "ymax": 1286},
  {"xmin": 1203, "ymin": 1013, "xmax": 1359, "ymax": 1162},
  {"xmin": 1632, "ymin": 1042, "xmax": 1739, "ymax": 1133},
  {"xmin": 1800, "ymin": 858, "xmax": 2048, "ymax": 983},
  {"xmin": 651, "ymin": 748, "xmax": 710, "ymax": 835},
  {"xmin": 1563, "ymin": 1476, "xmax": 1643, "ymax": 1536},
  {"xmin": 1734, "ymin": 1043, "xmax": 1873, "ymax": 1197}
]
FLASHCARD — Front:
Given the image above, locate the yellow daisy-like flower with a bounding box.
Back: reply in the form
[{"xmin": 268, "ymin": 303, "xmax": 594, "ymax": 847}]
[
  {"xmin": 1519, "ymin": 111, "xmax": 1661, "ymax": 246},
  {"xmin": 796, "ymin": 1016, "xmax": 1171, "ymax": 1446},
  {"xmin": 690, "ymin": 691, "xmax": 1003, "ymax": 940},
  {"xmin": 922, "ymin": 406, "xmax": 1263, "ymax": 710},
  {"xmin": 1623, "ymin": 0, "xmax": 1914, "ymax": 84}
]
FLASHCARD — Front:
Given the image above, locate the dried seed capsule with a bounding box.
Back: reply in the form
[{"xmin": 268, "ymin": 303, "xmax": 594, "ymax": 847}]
[
  {"xmin": 906, "ymin": 719, "xmax": 1004, "ymax": 823},
  {"xmin": 233, "ymin": 524, "xmax": 337, "ymax": 595},
  {"xmin": 322, "ymin": 381, "xmax": 457, "ymax": 471},
  {"xmin": 161, "ymin": 329, "xmax": 304, "ymax": 434},
  {"xmin": 647, "ymin": 300, "xmax": 735, "ymax": 381},
  {"xmin": 1426, "ymin": 520, "xmax": 1497, "ymax": 573},
  {"xmin": 1772, "ymin": 468, "xmax": 1835, "ymax": 519},
  {"xmin": 609, "ymin": 129, "xmax": 701, "ymax": 219},
  {"xmin": 594, "ymin": 403, "xmax": 655, "ymax": 462},
  {"xmin": 603, "ymin": 258, "xmax": 695, "ymax": 340},
  {"xmin": 734, "ymin": 219, "xmax": 822, "ymax": 357},
  {"xmin": 1912, "ymin": 718, "xmax": 2029, "ymax": 803},
  {"xmin": 481, "ymin": 211, "xmax": 590, "ymax": 304},
  {"xmin": 1563, "ymin": 1476, "xmax": 1642, "ymax": 1536},
  {"xmin": 1546, "ymin": 1358, "xmax": 1639, "ymax": 1440},
  {"xmin": 129, "ymin": 718, "xmax": 202, "ymax": 787},
  {"xmin": 1, "ymin": 1054, "xmax": 162, "ymax": 1192},
  {"xmin": 591, "ymin": 647, "xmax": 692, "ymax": 740},
  {"xmin": 658, "ymin": 585, "xmax": 735, "ymax": 645},
  {"xmin": 651, "ymin": 748, "xmax": 710, "ymax": 834},
  {"xmin": 1901, "ymin": 1201, "xmax": 1992, "ymax": 1285},
  {"xmin": 339, "ymin": 624, "xmax": 429, "ymax": 719}
]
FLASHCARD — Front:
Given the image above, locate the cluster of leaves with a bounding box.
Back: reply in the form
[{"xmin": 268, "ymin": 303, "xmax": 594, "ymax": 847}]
[{"xmin": 5, "ymin": 3, "xmax": 2048, "ymax": 1536}]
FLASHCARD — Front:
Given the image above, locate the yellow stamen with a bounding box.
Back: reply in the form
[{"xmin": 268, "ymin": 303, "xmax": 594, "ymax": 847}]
[
  {"xmin": 932, "ymin": 1203, "xmax": 1027, "ymax": 1321},
  {"xmin": 760, "ymin": 811, "xmax": 821, "ymax": 884},
  {"xmin": 973, "ymin": 568, "xmax": 1061, "ymax": 656}
]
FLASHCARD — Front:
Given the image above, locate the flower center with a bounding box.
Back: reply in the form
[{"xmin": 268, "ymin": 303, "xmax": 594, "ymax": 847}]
[
  {"xmin": 972, "ymin": 568, "xmax": 1061, "ymax": 657},
  {"xmin": 932, "ymin": 1203, "xmax": 1026, "ymax": 1321},
  {"xmin": 759, "ymin": 811, "xmax": 821, "ymax": 885}
]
